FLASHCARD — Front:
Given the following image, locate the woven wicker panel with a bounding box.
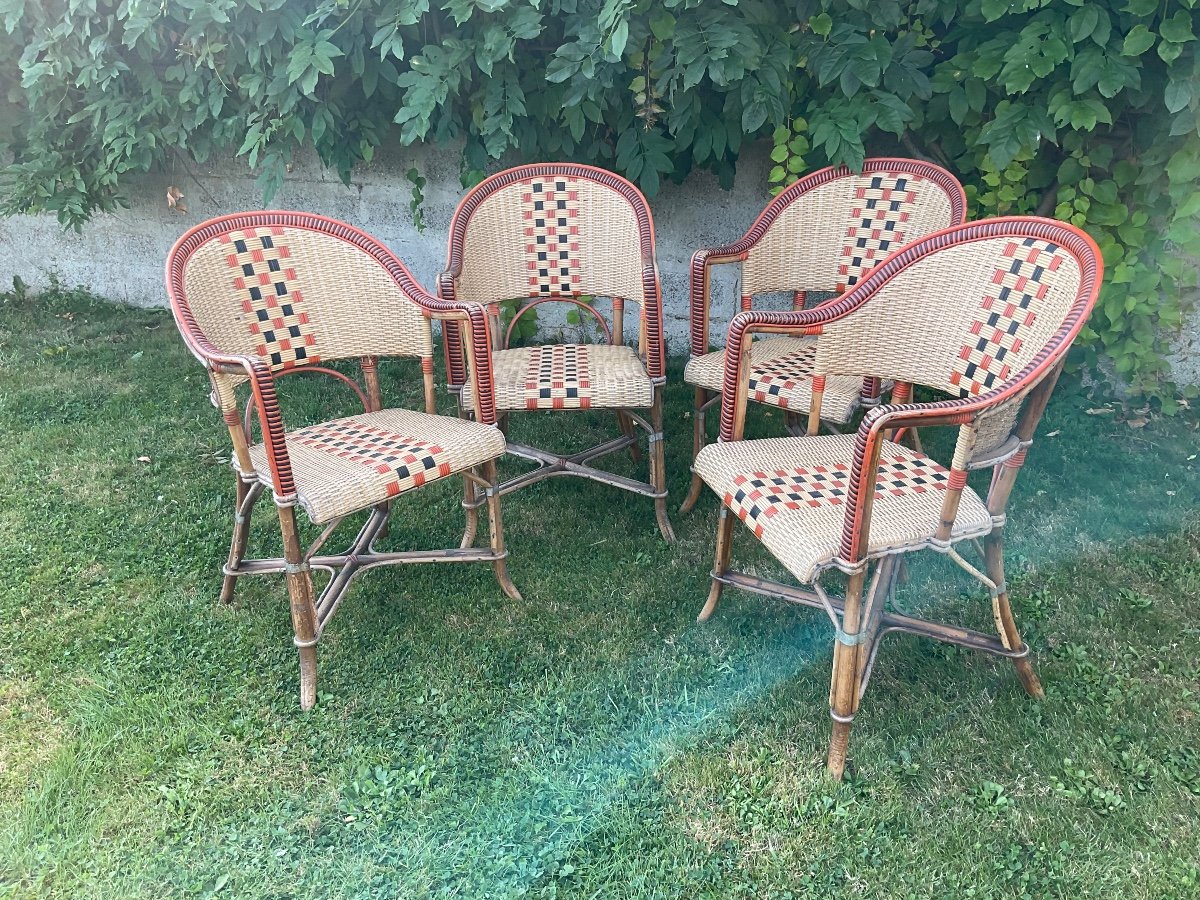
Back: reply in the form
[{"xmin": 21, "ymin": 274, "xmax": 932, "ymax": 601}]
[
  {"xmin": 454, "ymin": 177, "xmax": 647, "ymax": 305},
  {"xmin": 815, "ymin": 237, "xmax": 1083, "ymax": 397},
  {"xmin": 466, "ymin": 342, "xmax": 654, "ymax": 413},
  {"xmin": 182, "ymin": 225, "xmax": 434, "ymax": 372},
  {"xmin": 695, "ymin": 434, "xmax": 993, "ymax": 582},
  {"xmin": 683, "ymin": 336, "xmax": 863, "ymax": 423},
  {"xmin": 240, "ymin": 408, "xmax": 506, "ymax": 524},
  {"xmin": 741, "ymin": 172, "xmax": 954, "ymax": 296}
]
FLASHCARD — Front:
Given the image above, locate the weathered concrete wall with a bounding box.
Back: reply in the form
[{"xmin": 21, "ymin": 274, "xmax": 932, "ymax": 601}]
[
  {"xmin": 0, "ymin": 142, "xmax": 1196, "ymax": 383},
  {"xmin": 0, "ymin": 142, "xmax": 765, "ymax": 351}
]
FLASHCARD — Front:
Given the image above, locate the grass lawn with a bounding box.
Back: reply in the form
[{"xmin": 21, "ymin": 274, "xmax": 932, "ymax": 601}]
[{"xmin": 1, "ymin": 285, "xmax": 1198, "ymax": 899}]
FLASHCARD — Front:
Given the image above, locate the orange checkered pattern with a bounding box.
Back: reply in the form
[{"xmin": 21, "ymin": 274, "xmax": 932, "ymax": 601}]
[
  {"xmin": 522, "ymin": 179, "xmax": 582, "ymax": 296},
  {"xmin": 837, "ymin": 174, "xmax": 920, "ymax": 291},
  {"xmin": 748, "ymin": 348, "xmax": 817, "ymax": 408},
  {"xmin": 294, "ymin": 421, "xmax": 452, "ymax": 497},
  {"xmin": 950, "ymin": 238, "xmax": 1067, "ymax": 397},
  {"xmin": 222, "ymin": 227, "xmax": 318, "ymax": 370},
  {"xmin": 523, "ymin": 344, "xmax": 591, "ymax": 410},
  {"xmin": 724, "ymin": 455, "xmax": 949, "ymax": 538}
]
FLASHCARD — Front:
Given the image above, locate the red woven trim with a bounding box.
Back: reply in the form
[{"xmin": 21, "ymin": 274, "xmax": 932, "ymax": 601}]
[
  {"xmin": 1004, "ymin": 447, "xmax": 1029, "ymax": 469},
  {"xmin": 687, "ymin": 158, "xmax": 966, "ymax": 358},
  {"xmin": 947, "ymin": 468, "xmax": 969, "ymax": 490},
  {"xmin": 862, "ymin": 376, "xmax": 883, "ymax": 403},
  {"xmin": 443, "ymin": 163, "xmax": 666, "ymax": 379},
  {"xmin": 829, "ymin": 216, "xmax": 1102, "ymax": 563},
  {"xmin": 437, "ymin": 272, "xmax": 467, "ymax": 390}
]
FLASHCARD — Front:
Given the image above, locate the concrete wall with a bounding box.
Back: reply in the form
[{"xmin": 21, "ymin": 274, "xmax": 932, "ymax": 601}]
[
  {"xmin": 0, "ymin": 142, "xmax": 766, "ymax": 351},
  {"xmin": 1, "ymin": 143, "xmax": 1196, "ymax": 383}
]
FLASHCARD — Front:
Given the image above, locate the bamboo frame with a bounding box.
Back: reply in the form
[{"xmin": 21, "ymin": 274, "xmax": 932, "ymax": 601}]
[
  {"xmin": 439, "ymin": 164, "xmax": 676, "ymax": 543},
  {"xmin": 166, "ymin": 211, "xmax": 521, "ymax": 710},
  {"xmin": 695, "ymin": 217, "xmax": 1103, "ymax": 778}
]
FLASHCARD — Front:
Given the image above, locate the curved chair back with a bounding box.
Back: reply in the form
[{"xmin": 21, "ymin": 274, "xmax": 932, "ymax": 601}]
[
  {"xmin": 814, "ymin": 217, "xmax": 1101, "ymax": 468},
  {"xmin": 167, "ymin": 212, "xmax": 436, "ymax": 415},
  {"xmin": 742, "ymin": 159, "xmax": 967, "ymax": 296},
  {"xmin": 442, "ymin": 164, "xmax": 665, "ymax": 379}
]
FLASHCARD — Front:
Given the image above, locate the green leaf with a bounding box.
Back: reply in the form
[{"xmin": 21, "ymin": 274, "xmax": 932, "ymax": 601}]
[
  {"xmin": 1069, "ymin": 6, "xmax": 1098, "ymax": 43},
  {"xmin": 1122, "ymin": 0, "xmax": 1158, "ymax": 15},
  {"xmin": 1122, "ymin": 25, "xmax": 1155, "ymax": 56},
  {"xmin": 810, "ymin": 13, "xmax": 832, "ymax": 36},
  {"xmin": 1159, "ymin": 11, "xmax": 1196, "ymax": 44},
  {"xmin": 1165, "ymin": 79, "xmax": 1193, "ymax": 114}
]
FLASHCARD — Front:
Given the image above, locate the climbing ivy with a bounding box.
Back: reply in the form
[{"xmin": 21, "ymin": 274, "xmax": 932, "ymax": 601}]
[{"xmin": 1, "ymin": 0, "xmax": 1197, "ymax": 402}]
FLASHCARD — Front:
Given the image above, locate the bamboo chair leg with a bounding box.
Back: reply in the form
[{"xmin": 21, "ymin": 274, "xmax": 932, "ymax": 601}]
[
  {"xmin": 984, "ymin": 532, "xmax": 1044, "ymax": 698},
  {"xmin": 697, "ymin": 506, "xmax": 735, "ymax": 622},
  {"xmin": 650, "ymin": 386, "xmax": 676, "ymax": 543},
  {"xmin": 483, "ymin": 459, "xmax": 522, "ymax": 601},
  {"xmin": 375, "ymin": 501, "xmax": 392, "ymax": 541},
  {"xmin": 461, "ymin": 470, "xmax": 480, "ymax": 549},
  {"xmin": 617, "ymin": 411, "xmax": 643, "ymax": 463},
  {"xmin": 680, "ymin": 387, "xmax": 708, "ymax": 514},
  {"xmin": 220, "ymin": 477, "xmax": 257, "ymax": 604},
  {"xmin": 827, "ymin": 568, "xmax": 869, "ymax": 780},
  {"xmin": 278, "ymin": 505, "xmax": 319, "ymax": 711}
]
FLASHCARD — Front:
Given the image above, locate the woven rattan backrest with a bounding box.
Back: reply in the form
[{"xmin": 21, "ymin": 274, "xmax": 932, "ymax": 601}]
[
  {"xmin": 816, "ymin": 218, "xmax": 1101, "ymax": 465},
  {"xmin": 816, "ymin": 234, "xmax": 1084, "ymax": 395},
  {"xmin": 169, "ymin": 213, "xmax": 434, "ymax": 411},
  {"xmin": 740, "ymin": 160, "xmax": 966, "ymax": 296},
  {"xmin": 448, "ymin": 165, "xmax": 655, "ymax": 306}
]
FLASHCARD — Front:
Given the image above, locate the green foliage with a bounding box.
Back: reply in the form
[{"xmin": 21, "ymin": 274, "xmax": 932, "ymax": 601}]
[{"xmin": 1, "ymin": 0, "xmax": 1198, "ymax": 400}]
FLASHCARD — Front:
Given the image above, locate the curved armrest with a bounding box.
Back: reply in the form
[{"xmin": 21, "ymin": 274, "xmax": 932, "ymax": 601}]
[
  {"xmin": 177, "ymin": 335, "xmax": 298, "ymax": 503},
  {"xmin": 688, "ymin": 243, "xmax": 755, "ymax": 358},
  {"xmin": 836, "ymin": 353, "xmax": 1058, "ymax": 566},
  {"xmin": 640, "ymin": 262, "xmax": 666, "ymax": 379},
  {"xmin": 409, "ymin": 281, "xmax": 499, "ymax": 426}
]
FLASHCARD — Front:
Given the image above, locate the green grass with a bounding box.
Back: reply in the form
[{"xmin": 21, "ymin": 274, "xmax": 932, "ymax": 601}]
[{"xmin": 1, "ymin": 285, "xmax": 1198, "ymax": 899}]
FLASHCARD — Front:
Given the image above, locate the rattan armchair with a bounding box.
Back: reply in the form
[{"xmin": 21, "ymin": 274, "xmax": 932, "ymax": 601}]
[
  {"xmin": 681, "ymin": 159, "xmax": 967, "ymax": 512},
  {"xmin": 166, "ymin": 211, "xmax": 519, "ymax": 710},
  {"xmin": 693, "ymin": 217, "xmax": 1101, "ymax": 778},
  {"xmin": 439, "ymin": 164, "xmax": 675, "ymax": 542}
]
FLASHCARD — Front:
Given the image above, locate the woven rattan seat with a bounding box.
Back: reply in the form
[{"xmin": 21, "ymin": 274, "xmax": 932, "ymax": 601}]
[
  {"xmin": 469, "ymin": 343, "xmax": 654, "ymax": 412},
  {"xmin": 681, "ymin": 159, "xmax": 967, "ymax": 513},
  {"xmin": 683, "ymin": 337, "xmax": 862, "ymax": 424},
  {"xmin": 695, "ymin": 434, "xmax": 993, "ymax": 583},
  {"xmin": 242, "ymin": 410, "xmax": 507, "ymax": 524}
]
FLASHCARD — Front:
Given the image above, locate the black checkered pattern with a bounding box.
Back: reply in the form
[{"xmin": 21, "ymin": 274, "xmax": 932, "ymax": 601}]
[
  {"xmin": 523, "ymin": 344, "xmax": 591, "ymax": 409},
  {"xmin": 522, "ymin": 179, "xmax": 582, "ymax": 296},
  {"xmin": 222, "ymin": 227, "xmax": 318, "ymax": 370},
  {"xmin": 294, "ymin": 421, "xmax": 452, "ymax": 496},
  {"xmin": 950, "ymin": 238, "xmax": 1066, "ymax": 397},
  {"xmin": 748, "ymin": 348, "xmax": 818, "ymax": 409},
  {"xmin": 837, "ymin": 174, "xmax": 919, "ymax": 291}
]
